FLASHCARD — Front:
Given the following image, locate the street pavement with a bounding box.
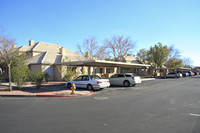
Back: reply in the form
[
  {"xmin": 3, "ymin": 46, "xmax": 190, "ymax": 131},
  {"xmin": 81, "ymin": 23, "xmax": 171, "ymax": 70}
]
[{"xmin": 0, "ymin": 76, "xmax": 200, "ymax": 133}]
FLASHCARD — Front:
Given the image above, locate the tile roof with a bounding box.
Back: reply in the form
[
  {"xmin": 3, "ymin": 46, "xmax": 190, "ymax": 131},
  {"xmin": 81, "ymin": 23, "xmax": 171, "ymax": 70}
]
[
  {"xmin": 32, "ymin": 42, "xmax": 61, "ymax": 53},
  {"xmin": 18, "ymin": 46, "xmax": 34, "ymax": 52},
  {"xmin": 27, "ymin": 52, "xmax": 46, "ymax": 64},
  {"xmin": 22, "ymin": 41, "xmax": 87, "ymax": 65}
]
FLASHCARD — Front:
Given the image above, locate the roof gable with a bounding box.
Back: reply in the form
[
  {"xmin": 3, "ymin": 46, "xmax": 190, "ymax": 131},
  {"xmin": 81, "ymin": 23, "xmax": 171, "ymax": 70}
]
[
  {"xmin": 21, "ymin": 41, "xmax": 87, "ymax": 65},
  {"xmin": 32, "ymin": 42, "xmax": 61, "ymax": 53},
  {"xmin": 27, "ymin": 52, "xmax": 46, "ymax": 64},
  {"xmin": 18, "ymin": 45, "xmax": 33, "ymax": 52}
]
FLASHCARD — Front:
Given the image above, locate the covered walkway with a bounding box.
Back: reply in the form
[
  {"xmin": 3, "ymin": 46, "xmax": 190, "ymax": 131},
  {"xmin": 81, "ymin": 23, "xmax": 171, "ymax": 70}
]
[{"xmin": 62, "ymin": 60, "xmax": 151, "ymax": 77}]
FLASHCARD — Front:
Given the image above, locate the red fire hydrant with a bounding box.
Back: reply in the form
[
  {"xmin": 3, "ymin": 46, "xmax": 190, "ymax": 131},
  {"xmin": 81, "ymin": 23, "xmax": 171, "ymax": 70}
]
[{"xmin": 71, "ymin": 83, "xmax": 76, "ymax": 95}]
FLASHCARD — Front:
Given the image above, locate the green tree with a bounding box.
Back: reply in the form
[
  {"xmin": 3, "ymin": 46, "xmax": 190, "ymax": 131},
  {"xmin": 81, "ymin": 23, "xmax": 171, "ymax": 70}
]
[
  {"xmin": 0, "ymin": 73, "xmax": 4, "ymax": 82},
  {"xmin": 30, "ymin": 71, "xmax": 47, "ymax": 89},
  {"xmin": 12, "ymin": 65, "xmax": 30, "ymax": 90},
  {"xmin": 165, "ymin": 58, "xmax": 183, "ymax": 68},
  {"xmin": 11, "ymin": 53, "xmax": 31, "ymax": 90},
  {"xmin": 57, "ymin": 57, "xmax": 77, "ymax": 81},
  {"xmin": 104, "ymin": 58, "xmax": 115, "ymax": 61},
  {"xmin": 148, "ymin": 42, "xmax": 170, "ymax": 69},
  {"xmin": 137, "ymin": 48, "xmax": 149, "ymax": 64},
  {"xmin": 63, "ymin": 66, "xmax": 76, "ymax": 81}
]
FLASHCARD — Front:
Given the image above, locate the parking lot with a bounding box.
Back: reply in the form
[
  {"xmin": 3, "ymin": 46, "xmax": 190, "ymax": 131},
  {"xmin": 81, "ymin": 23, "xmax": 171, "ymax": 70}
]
[{"xmin": 0, "ymin": 75, "xmax": 200, "ymax": 133}]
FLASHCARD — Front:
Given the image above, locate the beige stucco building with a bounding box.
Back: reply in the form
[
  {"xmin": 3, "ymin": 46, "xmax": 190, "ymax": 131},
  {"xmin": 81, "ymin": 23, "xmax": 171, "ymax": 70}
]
[
  {"xmin": 18, "ymin": 40, "xmax": 88, "ymax": 81},
  {"xmin": 18, "ymin": 40, "xmax": 151, "ymax": 81}
]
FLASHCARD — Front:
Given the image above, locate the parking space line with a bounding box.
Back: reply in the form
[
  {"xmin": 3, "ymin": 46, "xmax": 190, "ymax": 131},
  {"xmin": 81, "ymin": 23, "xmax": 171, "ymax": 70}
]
[
  {"xmin": 189, "ymin": 113, "xmax": 200, "ymax": 117},
  {"xmin": 94, "ymin": 97, "xmax": 109, "ymax": 100}
]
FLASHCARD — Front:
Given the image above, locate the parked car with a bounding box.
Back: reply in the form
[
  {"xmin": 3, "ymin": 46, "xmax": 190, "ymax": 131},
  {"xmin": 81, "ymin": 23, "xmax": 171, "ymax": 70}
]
[
  {"xmin": 66, "ymin": 75, "xmax": 110, "ymax": 90},
  {"xmin": 109, "ymin": 73, "xmax": 141, "ymax": 87},
  {"xmin": 163, "ymin": 73, "xmax": 182, "ymax": 78},
  {"xmin": 180, "ymin": 71, "xmax": 189, "ymax": 77},
  {"xmin": 187, "ymin": 71, "xmax": 195, "ymax": 76},
  {"xmin": 193, "ymin": 71, "xmax": 199, "ymax": 75}
]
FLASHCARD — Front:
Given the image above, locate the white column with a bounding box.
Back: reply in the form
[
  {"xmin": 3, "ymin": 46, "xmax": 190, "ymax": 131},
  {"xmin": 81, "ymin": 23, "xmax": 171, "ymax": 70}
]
[{"xmin": 114, "ymin": 67, "xmax": 117, "ymax": 73}]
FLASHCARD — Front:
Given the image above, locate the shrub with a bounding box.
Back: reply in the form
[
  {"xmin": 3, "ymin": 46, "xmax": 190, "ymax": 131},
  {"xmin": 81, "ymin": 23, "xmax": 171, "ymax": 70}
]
[
  {"xmin": 0, "ymin": 73, "xmax": 4, "ymax": 83},
  {"xmin": 11, "ymin": 65, "xmax": 30, "ymax": 90},
  {"xmin": 64, "ymin": 69, "xmax": 76, "ymax": 82},
  {"xmin": 30, "ymin": 71, "xmax": 47, "ymax": 89}
]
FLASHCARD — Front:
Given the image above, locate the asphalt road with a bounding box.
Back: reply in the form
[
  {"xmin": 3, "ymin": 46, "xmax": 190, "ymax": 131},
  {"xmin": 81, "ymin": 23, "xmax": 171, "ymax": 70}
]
[{"xmin": 0, "ymin": 76, "xmax": 200, "ymax": 133}]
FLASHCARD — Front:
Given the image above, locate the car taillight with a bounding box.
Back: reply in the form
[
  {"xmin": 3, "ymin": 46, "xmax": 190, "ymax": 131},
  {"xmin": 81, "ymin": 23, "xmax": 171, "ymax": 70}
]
[
  {"xmin": 107, "ymin": 81, "xmax": 110, "ymax": 83},
  {"xmin": 97, "ymin": 81, "xmax": 102, "ymax": 84},
  {"xmin": 132, "ymin": 77, "xmax": 135, "ymax": 80}
]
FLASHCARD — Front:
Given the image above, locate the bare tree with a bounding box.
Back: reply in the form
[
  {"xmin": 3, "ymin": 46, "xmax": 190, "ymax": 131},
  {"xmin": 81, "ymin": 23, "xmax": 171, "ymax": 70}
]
[
  {"xmin": 168, "ymin": 45, "xmax": 181, "ymax": 59},
  {"xmin": 77, "ymin": 36, "xmax": 107, "ymax": 60},
  {"xmin": 104, "ymin": 35, "xmax": 136, "ymax": 61},
  {"xmin": 183, "ymin": 57, "xmax": 194, "ymax": 68},
  {"xmin": 0, "ymin": 32, "xmax": 18, "ymax": 91},
  {"xmin": 165, "ymin": 45, "xmax": 182, "ymax": 68}
]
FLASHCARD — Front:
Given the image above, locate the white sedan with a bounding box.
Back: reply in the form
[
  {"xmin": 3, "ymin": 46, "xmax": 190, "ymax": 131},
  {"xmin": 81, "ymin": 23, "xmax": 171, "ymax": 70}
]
[{"xmin": 66, "ymin": 75, "xmax": 110, "ymax": 90}]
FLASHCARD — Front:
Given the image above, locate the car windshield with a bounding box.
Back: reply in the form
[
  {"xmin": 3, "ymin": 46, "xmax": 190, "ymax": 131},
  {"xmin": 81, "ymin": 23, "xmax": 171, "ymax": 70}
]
[
  {"xmin": 110, "ymin": 74, "xmax": 118, "ymax": 78},
  {"xmin": 90, "ymin": 75, "xmax": 101, "ymax": 80},
  {"xmin": 132, "ymin": 73, "xmax": 138, "ymax": 76},
  {"xmin": 74, "ymin": 76, "xmax": 83, "ymax": 81}
]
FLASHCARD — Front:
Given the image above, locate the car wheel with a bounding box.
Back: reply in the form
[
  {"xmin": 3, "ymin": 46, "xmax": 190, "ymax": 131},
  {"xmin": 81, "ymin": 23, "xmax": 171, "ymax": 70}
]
[
  {"xmin": 123, "ymin": 80, "xmax": 130, "ymax": 87},
  {"xmin": 87, "ymin": 84, "xmax": 93, "ymax": 90},
  {"xmin": 132, "ymin": 84, "xmax": 136, "ymax": 87},
  {"xmin": 175, "ymin": 75, "xmax": 178, "ymax": 78},
  {"xmin": 67, "ymin": 83, "xmax": 71, "ymax": 88}
]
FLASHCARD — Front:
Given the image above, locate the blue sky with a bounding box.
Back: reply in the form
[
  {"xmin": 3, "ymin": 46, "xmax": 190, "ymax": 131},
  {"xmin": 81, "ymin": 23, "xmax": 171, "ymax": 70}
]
[{"xmin": 1, "ymin": 0, "xmax": 200, "ymax": 66}]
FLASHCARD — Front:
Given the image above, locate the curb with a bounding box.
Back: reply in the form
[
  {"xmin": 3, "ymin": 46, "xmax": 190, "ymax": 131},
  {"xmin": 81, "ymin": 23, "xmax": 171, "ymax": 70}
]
[
  {"xmin": 0, "ymin": 95, "xmax": 35, "ymax": 97},
  {"xmin": 35, "ymin": 91, "xmax": 94, "ymax": 97},
  {"xmin": 0, "ymin": 91, "xmax": 94, "ymax": 97}
]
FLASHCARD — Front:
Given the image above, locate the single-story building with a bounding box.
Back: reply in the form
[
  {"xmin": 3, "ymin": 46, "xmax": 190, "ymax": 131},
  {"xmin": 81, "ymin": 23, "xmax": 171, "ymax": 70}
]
[{"xmin": 15, "ymin": 40, "xmax": 152, "ymax": 81}]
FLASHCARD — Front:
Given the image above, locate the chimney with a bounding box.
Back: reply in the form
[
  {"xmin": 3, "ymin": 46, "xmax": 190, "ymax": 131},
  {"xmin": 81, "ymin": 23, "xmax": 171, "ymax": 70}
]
[
  {"xmin": 12, "ymin": 44, "xmax": 17, "ymax": 48},
  {"xmin": 60, "ymin": 47, "xmax": 65, "ymax": 55},
  {"xmin": 29, "ymin": 40, "xmax": 34, "ymax": 46},
  {"xmin": 85, "ymin": 51, "xmax": 91, "ymax": 59}
]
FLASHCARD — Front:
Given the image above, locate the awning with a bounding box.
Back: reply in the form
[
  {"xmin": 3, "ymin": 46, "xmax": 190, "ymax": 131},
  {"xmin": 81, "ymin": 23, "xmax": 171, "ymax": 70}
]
[
  {"xmin": 62, "ymin": 60, "xmax": 151, "ymax": 68},
  {"xmin": 176, "ymin": 67, "xmax": 192, "ymax": 70}
]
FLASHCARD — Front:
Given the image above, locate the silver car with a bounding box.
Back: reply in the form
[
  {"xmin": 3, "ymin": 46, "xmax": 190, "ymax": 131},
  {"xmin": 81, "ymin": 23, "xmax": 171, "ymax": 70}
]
[
  {"xmin": 164, "ymin": 73, "xmax": 182, "ymax": 78},
  {"xmin": 109, "ymin": 73, "xmax": 141, "ymax": 87}
]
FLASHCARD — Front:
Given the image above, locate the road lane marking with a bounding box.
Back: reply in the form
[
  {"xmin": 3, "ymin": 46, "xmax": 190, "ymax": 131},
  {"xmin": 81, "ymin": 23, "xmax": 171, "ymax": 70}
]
[
  {"xmin": 94, "ymin": 97, "xmax": 109, "ymax": 100},
  {"xmin": 189, "ymin": 113, "xmax": 200, "ymax": 117}
]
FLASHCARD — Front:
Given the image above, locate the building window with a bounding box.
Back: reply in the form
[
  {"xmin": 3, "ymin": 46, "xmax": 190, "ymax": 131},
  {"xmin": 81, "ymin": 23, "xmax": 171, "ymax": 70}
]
[
  {"xmin": 94, "ymin": 68, "xmax": 102, "ymax": 74},
  {"xmin": 121, "ymin": 67, "xmax": 131, "ymax": 73},
  {"xmin": 106, "ymin": 68, "xmax": 114, "ymax": 73},
  {"xmin": 100, "ymin": 68, "xmax": 103, "ymax": 73}
]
